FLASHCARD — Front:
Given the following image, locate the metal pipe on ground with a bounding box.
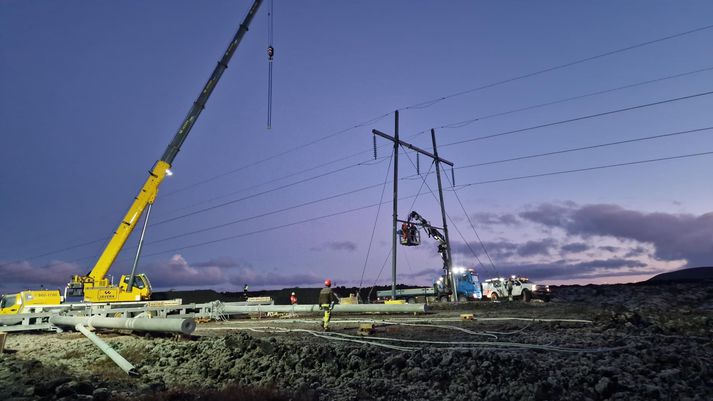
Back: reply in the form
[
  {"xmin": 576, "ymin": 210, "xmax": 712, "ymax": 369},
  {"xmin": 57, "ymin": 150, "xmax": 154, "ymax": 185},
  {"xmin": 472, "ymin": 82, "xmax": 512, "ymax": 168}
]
[
  {"xmin": 218, "ymin": 303, "xmax": 427, "ymax": 314},
  {"xmin": 49, "ymin": 316, "xmax": 196, "ymax": 335},
  {"xmin": 74, "ymin": 324, "xmax": 139, "ymax": 377}
]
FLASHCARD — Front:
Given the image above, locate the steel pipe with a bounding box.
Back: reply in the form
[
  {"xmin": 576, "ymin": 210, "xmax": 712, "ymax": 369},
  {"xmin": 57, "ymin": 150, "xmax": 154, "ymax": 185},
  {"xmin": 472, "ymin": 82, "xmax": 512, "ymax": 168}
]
[
  {"xmin": 75, "ymin": 324, "xmax": 139, "ymax": 376},
  {"xmin": 50, "ymin": 316, "xmax": 196, "ymax": 335},
  {"xmin": 218, "ymin": 303, "xmax": 427, "ymax": 314}
]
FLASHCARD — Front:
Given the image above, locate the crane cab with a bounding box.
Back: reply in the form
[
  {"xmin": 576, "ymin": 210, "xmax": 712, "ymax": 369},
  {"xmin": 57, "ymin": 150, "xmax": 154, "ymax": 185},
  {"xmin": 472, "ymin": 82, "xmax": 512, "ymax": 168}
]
[
  {"xmin": 72, "ymin": 274, "xmax": 152, "ymax": 303},
  {"xmin": 399, "ymin": 223, "xmax": 421, "ymax": 246}
]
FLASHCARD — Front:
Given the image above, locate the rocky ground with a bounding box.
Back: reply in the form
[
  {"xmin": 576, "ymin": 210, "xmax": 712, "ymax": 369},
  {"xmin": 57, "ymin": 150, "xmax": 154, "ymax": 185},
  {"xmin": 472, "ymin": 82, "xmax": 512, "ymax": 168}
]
[{"xmin": 1, "ymin": 281, "xmax": 711, "ymax": 401}]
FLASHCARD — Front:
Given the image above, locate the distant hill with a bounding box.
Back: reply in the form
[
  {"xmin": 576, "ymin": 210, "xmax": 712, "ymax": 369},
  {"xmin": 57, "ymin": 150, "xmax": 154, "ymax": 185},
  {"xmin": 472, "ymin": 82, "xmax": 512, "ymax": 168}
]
[{"xmin": 647, "ymin": 266, "xmax": 713, "ymax": 282}]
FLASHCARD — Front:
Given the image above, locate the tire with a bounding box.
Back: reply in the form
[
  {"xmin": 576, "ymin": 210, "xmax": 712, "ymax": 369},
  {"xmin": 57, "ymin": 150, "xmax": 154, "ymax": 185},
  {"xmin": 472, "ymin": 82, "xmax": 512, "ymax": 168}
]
[
  {"xmin": 407, "ymin": 297, "xmax": 416, "ymax": 304},
  {"xmin": 490, "ymin": 293, "xmax": 498, "ymax": 302},
  {"xmin": 458, "ymin": 295, "xmax": 467, "ymax": 303},
  {"xmin": 522, "ymin": 290, "xmax": 532, "ymax": 303},
  {"xmin": 439, "ymin": 296, "xmax": 449, "ymax": 303}
]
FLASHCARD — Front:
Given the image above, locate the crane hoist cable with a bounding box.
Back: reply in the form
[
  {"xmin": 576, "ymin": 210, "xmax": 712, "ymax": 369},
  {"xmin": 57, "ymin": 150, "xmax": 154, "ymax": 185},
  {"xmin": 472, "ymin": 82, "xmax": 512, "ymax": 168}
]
[{"xmin": 266, "ymin": 0, "xmax": 274, "ymax": 129}]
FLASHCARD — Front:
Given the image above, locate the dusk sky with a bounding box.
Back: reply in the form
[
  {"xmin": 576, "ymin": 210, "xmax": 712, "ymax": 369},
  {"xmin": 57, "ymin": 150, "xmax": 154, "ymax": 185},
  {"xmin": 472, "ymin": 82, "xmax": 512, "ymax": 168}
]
[{"xmin": 3, "ymin": 1, "xmax": 713, "ymax": 294}]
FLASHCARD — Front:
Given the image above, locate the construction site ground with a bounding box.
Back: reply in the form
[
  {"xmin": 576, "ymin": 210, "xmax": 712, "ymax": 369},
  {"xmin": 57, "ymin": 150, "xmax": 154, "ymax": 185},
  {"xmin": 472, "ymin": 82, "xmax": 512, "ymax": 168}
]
[{"xmin": 1, "ymin": 282, "xmax": 711, "ymax": 401}]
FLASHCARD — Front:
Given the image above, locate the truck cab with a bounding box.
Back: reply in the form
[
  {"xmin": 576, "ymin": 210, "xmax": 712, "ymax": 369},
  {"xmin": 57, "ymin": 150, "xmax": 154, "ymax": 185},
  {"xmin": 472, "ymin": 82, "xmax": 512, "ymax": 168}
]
[
  {"xmin": 435, "ymin": 268, "xmax": 483, "ymax": 302},
  {"xmin": 0, "ymin": 290, "xmax": 63, "ymax": 315}
]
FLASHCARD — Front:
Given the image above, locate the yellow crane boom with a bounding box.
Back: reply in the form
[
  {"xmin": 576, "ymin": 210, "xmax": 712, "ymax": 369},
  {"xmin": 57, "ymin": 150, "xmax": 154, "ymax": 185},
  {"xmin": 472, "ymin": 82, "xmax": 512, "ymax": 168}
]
[{"xmin": 65, "ymin": 0, "xmax": 264, "ymax": 303}]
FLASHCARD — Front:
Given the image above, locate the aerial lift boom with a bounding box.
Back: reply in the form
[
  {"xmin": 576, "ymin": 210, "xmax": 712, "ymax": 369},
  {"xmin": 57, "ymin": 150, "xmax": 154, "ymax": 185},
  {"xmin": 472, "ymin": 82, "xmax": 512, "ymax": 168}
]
[
  {"xmin": 401, "ymin": 211, "xmax": 450, "ymax": 278},
  {"xmin": 65, "ymin": 0, "xmax": 264, "ymax": 303}
]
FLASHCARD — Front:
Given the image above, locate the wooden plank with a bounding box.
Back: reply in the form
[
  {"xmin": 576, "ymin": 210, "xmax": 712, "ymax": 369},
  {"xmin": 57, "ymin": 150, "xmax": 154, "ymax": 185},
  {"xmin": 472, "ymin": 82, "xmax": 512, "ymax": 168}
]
[{"xmin": 0, "ymin": 331, "xmax": 7, "ymax": 353}]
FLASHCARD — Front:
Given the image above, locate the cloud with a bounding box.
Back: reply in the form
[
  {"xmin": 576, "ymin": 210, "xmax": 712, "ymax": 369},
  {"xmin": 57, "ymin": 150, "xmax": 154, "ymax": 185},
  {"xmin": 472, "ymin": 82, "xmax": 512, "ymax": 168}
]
[
  {"xmin": 520, "ymin": 203, "xmax": 713, "ymax": 266},
  {"xmin": 146, "ymin": 255, "xmax": 324, "ymax": 289},
  {"xmin": 193, "ymin": 256, "xmax": 242, "ymax": 269},
  {"xmin": 470, "ymin": 212, "xmax": 521, "ymax": 226},
  {"xmin": 502, "ymin": 258, "xmax": 654, "ymax": 281},
  {"xmin": 228, "ymin": 271, "xmax": 323, "ymax": 287},
  {"xmin": 310, "ymin": 241, "xmax": 357, "ymax": 252},
  {"xmin": 0, "ymin": 260, "xmax": 85, "ymax": 290},
  {"xmin": 598, "ymin": 246, "xmax": 620, "ymax": 253},
  {"xmin": 517, "ymin": 239, "xmax": 556, "ymax": 257},
  {"xmin": 452, "ymin": 239, "xmax": 556, "ymax": 259},
  {"xmin": 0, "ymin": 254, "xmax": 331, "ymax": 293},
  {"xmin": 451, "ymin": 240, "xmax": 518, "ymax": 259},
  {"xmin": 561, "ymin": 242, "xmax": 589, "ymax": 253},
  {"xmin": 145, "ymin": 255, "xmax": 229, "ymax": 287},
  {"xmin": 398, "ymin": 268, "xmax": 441, "ymax": 280},
  {"xmin": 625, "ymin": 246, "xmax": 649, "ymax": 258}
]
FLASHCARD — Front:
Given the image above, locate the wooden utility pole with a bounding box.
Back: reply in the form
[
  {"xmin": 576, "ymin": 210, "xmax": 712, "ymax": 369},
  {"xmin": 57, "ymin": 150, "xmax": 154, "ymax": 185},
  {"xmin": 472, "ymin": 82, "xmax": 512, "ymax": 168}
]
[
  {"xmin": 372, "ymin": 125, "xmax": 454, "ymax": 300},
  {"xmin": 431, "ymin": 129, "xmax": 457, "ymax": 301},
  {"xmin": 391, "ymin": 111, "xmax": 399, "ymax": 300}
]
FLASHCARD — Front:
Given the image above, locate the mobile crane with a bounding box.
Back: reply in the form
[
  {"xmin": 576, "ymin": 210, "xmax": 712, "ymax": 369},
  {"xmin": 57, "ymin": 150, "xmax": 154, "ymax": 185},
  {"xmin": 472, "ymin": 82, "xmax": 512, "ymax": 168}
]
[{"xmin": 1, "ymin": 0, "xmax": 264, "ymax": 314}]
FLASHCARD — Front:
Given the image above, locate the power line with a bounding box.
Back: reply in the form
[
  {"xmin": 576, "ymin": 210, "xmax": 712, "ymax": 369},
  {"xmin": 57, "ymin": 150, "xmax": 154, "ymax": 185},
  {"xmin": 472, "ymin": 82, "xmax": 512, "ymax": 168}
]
[
  {"xmin": 147, "ymin": 182, "xmax": 387, "ymax": 246},
  {"xmin": 442, "ymin": 170, "xmax": 498, "ymax": 276},
  {"xmin": 434, "ymin": 65, "xmax": 713, "ymax": 131},
  {"xmin": 162, "ymin": 112, "xmax": 393, "ymax": 197},
  {"xmin": 157, "ymin": 25, "xmax": 713, "ymax": 202},
  {"xmin": 455, "ymin": 126, "xmax": 713, "ymax": 169},
  {"xmin": 442, "ymin": 89, "xmax": 713, "ymax": 148},
  {"xmin": 401, "ymin": 23, "xmax": 713, "ymax": 110},
  {"xmin": 9, "ymin": 124, "xmax": 711, "ymax": 267},
  {"xmin": 158, "ymin": 153, "xmax": 389, "ymax": 218},
  {"xmin": 119, "ymin": 149, "xmax": 713, "ymax": 259},
  {"xmin": 34, "ymin": 67, "xmax": 711, "ymax": 254},
  {"xmin": 19, "ymin": 147, "xmax": 713, "ymax": 267},
  {"xmin": 358, "ymin": 149, "xmax": 394, "ymax": 290},
  {"xmin": 152, "ymin": 157, "xmax": 384, "ymax": 226},
  {"xmin": 11, "ymin": 22, "xmax": 713, "ymax": 272},
  {"xmin": 399, "ymin": 149, "xmax": 490, "ymax": 271},
  {"xmin": 453, "ymin": 150, "xmax": 713, "ymax": 189},
  {"xmin": 167, "ymin": 67, "xmax": 707, "ymax": 220},
  {"xmin": 157, "ymin": 65, "xmax": 713, "ymax": 217},
  {"xmin": 142, "ymin": 201, "xmax": 387, "ymax": 257}
]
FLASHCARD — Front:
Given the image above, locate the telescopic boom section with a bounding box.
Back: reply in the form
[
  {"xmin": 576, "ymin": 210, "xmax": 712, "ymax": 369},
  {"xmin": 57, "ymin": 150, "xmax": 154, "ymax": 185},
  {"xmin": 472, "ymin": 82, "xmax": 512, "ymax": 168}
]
[{"xmin": 76, "ymin": 0, "xmax": 264, "ymax": 286}]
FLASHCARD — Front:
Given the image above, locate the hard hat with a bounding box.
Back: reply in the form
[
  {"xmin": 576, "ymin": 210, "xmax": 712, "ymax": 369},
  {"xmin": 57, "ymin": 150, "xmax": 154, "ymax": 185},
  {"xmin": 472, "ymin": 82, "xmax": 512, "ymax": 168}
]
[
  {"xmin": 291, "ymin": 292, "xmax": 295, "ymax": 295},
  {"xmin": 324, "ymin": 279, "xmax": 332, "ymax": 287}
]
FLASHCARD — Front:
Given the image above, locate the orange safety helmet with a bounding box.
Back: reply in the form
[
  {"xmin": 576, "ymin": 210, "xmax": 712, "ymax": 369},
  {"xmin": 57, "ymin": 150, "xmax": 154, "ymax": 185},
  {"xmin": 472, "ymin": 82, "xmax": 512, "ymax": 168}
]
[{"xmin": 324, "ymin": 279, "xmax": 332, "ymax": 287}]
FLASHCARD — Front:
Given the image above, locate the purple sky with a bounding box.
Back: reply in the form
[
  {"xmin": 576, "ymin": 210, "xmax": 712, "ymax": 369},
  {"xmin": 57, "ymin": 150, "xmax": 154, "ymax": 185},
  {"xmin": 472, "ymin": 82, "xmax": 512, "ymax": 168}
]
[{"xmin": 3, "ymin": 1, "xmax": 713, "ymax": 294}]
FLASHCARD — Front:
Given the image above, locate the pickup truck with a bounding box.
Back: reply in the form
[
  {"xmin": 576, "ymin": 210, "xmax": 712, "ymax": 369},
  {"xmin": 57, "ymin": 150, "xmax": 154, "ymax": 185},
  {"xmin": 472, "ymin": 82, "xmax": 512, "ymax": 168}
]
[{"xmin": 482, "ymin": 276, "xmax": 550, "ymax": 302}]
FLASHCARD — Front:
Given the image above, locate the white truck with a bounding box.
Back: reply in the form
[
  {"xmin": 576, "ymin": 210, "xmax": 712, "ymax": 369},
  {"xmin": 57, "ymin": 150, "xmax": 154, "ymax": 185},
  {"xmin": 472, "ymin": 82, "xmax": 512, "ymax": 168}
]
[{"xmin": 481, "ymin": 276, "xmax": 550, "ymax": 302}]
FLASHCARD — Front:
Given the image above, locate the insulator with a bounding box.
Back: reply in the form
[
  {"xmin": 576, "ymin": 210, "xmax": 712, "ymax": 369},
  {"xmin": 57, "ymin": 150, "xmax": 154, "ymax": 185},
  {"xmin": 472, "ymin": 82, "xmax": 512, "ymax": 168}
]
[
  {"xmin": 373, "ymin": 135, "xmax": 377, "ymax": 160},
  {"xmin": 451, "ymin": 168, "xmax": 455, "ymax": 186},
  {"xmin": 416, "ymin": 153, "xmax": 420, "ymax": 175}
]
